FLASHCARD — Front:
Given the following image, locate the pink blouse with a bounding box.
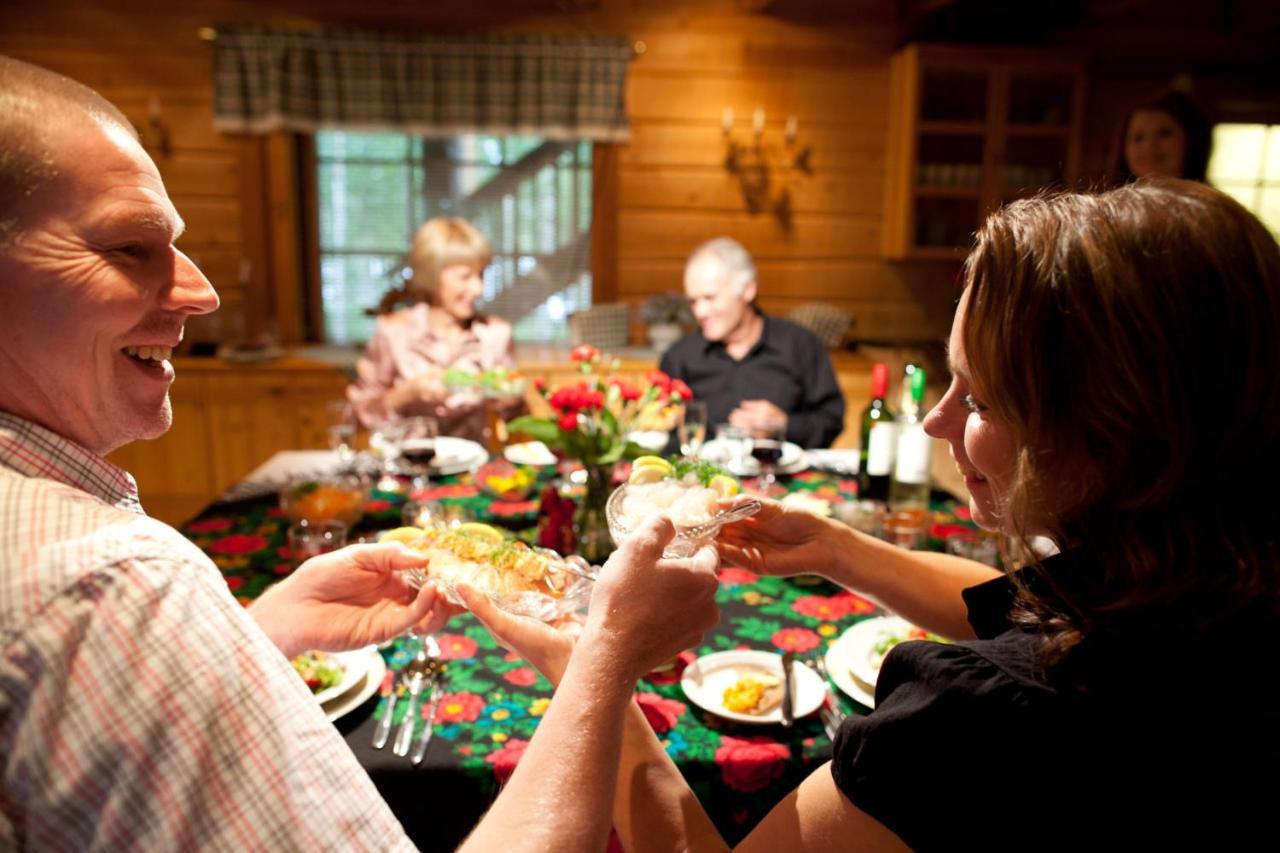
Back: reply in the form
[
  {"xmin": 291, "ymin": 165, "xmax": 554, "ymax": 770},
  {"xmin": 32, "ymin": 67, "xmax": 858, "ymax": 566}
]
[{"xmin": 347, "ymin": 304, "xmax": 523, "ymax": 441}]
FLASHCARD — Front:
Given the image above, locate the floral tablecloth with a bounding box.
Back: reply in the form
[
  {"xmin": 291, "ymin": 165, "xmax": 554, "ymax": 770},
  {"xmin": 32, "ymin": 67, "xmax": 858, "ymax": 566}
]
[{"xmin": 182, "ymin": 468, "xmax": 975, "ymax": 850}]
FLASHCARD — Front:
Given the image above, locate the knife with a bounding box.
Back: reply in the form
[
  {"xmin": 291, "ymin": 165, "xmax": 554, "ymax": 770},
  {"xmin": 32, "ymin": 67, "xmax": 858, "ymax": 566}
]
[
  {"xmin": 780, "ymin": 651, "xmax": 796, "ymax": 728},
  {"xmin": 411, "ymin": 679, "xmax": 444, "ymax": 765},
  {"xmin": 371, "ymin": 680, "xmax": 398, "ymax": 749}
]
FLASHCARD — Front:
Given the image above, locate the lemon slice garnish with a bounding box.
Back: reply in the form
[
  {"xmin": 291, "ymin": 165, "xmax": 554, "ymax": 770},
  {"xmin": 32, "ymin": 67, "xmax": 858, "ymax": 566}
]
[
  {"xmin": 628, "ymin": 463, "xmax": 672, "ymax": 485},
  {"xmin": 456, "ymin": 522, "xmax": 506, "ymax": 545},
  {"xmin": 708, "ymin": 474, "xmax": 741, "ymax": 498},
  {"xmin": 379, "ymin": 527, "xmax": 427, "ymax": 546}
]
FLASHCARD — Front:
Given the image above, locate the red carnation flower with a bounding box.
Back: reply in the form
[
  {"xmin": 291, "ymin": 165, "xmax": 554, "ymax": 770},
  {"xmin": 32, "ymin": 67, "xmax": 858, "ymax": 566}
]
[
  {"xmin": 714, "ymin": 736, "xmax": 790, "ymax": 792},
  {"xmin": 570, "ymin": 344, "xmax": 600, "ymax": 363}
]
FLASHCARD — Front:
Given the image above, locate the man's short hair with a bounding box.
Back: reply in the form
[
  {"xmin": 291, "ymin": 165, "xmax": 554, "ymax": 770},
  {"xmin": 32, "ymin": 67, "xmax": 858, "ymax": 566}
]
[
  {"xmin": 685, "ymin": 237, "xmax": 757, "ymax": 296},
  {"xmin": 0, "ymin": 55, "xmax": 137, "ymax": 247}
]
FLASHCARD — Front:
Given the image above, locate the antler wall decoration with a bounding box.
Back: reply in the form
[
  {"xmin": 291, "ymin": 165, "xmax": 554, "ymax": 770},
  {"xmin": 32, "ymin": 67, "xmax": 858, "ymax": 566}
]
[{"xmin": 722, "ymin": 108, "xmax": 812, "ymax": 228}]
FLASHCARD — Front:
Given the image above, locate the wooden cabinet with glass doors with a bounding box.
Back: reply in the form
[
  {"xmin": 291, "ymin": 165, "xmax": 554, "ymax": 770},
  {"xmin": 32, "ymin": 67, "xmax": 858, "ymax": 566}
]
[{"xmin": 883, "ymin": 44, "xmax": 1086, "ymax": 260}]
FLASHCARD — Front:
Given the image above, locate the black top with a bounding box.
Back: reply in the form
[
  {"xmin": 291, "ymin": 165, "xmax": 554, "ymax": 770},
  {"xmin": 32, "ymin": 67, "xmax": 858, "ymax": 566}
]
[
  {"xmin": 658, "ymin": 315, "xmax": 845, "ymax": 449},
  {"xmin": 830, "ymin": 553, "xmax": 1280, "ymax": 850}
]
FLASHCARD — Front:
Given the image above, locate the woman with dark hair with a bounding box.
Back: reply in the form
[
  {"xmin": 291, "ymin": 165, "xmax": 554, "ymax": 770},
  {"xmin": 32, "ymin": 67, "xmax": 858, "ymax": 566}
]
[
  {"xmin": 456, "ymin": 178, "xmax": 1280, "ymax": 852},
  {"xmin": 1108, "ymin": 89, "xmax": 1213, "ymax": 182}
]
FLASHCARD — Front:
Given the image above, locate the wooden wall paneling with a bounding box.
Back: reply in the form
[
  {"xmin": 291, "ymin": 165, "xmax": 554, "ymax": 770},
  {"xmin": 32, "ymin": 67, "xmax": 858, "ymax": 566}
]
[
  {"xmin": 591, "ymin": 143, "xmax": 620, "ymax": 304},
  {"xmin": 204, "ymin": 373, "xmax": 302, "ymax": 490},
  {"xmin": 619, "ymin": 167, "xmax": 885, "ymax": 216},
  {"xmin": 236, "ymin": 135, "xmax": 270, "ymax": 340},
  {"xmin": 617, "ymin": 209, "xmax": 880, "ymax": 260},
  {"xmin": 264, "ymin": 132, "xmax": 305, "ymax": 343}
]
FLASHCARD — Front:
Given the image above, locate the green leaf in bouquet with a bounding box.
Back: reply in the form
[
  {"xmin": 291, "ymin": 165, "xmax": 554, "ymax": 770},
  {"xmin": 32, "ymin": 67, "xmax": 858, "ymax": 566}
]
[
  {"xmin": 597, "ymin": 405, "xmax": 620, "ymax": 438},
  {"xmin": 505, "ymin": 416, "xmax": 560, "ymax": 445},
  {"xmin": 598, "ymin": 443, "xmax": 627, "ymax": 465}
]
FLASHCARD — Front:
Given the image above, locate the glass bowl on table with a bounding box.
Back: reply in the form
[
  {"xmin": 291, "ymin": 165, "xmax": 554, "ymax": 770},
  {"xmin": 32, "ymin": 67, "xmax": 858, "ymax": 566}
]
[
  {"xmin": 279, "ymin": 471, "xmax": 371, "ymax": 528},
  {"xmin": 382, "ymin": 521, "xmax": 594, "ymax": 622},
  {"xmin": 605, "ymin": 458, "xmax": 760, "ymax": 558}
]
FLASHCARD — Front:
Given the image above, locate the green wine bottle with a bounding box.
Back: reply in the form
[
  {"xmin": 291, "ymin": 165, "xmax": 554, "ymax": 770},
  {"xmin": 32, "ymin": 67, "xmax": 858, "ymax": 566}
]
[{"xmin": 857, "ymin": 363, "xmax": 895, "ymax": 501}]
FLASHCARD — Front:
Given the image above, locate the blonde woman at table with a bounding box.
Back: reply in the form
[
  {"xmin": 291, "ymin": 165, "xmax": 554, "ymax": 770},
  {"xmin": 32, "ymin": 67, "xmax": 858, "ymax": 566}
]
[
  {"xmin": 459, "ymin": 178, "xmax": 1280, "ymax": 851},
  {"xmin": 347, "ymin": 216, "xmax": 525, "ymax": 439}
]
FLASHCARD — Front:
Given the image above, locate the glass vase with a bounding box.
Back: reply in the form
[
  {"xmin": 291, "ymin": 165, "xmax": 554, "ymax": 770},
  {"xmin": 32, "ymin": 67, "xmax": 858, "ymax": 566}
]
[{"xmin": 574, "ymin": 462, "xmax": 615, "ymax": 565}]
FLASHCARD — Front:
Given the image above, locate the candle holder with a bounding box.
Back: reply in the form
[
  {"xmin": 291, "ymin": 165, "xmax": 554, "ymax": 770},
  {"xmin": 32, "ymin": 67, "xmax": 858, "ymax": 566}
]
[{"xmin": 721, "ymin": 107, "xmax": 812, "ymax": 226}]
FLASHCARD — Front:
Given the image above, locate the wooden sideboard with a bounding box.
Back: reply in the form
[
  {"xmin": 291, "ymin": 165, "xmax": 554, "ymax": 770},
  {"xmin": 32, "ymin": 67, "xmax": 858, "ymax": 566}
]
[{"xmin": 107, "ymin": 351, "xmax": 878, "ymax": 526}]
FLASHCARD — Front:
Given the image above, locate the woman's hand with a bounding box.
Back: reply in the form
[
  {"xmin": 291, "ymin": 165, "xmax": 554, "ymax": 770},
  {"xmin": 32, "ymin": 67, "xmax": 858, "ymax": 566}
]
[
  {"xmin": 585, "ymin": 516, "xmax": 721, "ymax": 684},
  {"xmin": 459, "ymin": 585, "xmax": 582, "ymax": 686},
  {"xmin": 249, "ymin": 543, "xmax": 462, "ymax": 658},
  {"xmin": 715, "ymin": 498, "xmax": 847, "ymax": 579}
]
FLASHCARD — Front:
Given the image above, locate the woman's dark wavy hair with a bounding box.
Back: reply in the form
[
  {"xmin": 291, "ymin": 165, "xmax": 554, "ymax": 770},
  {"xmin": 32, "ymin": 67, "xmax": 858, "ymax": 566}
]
[
  {"xmin": 961, "ymin": 178, "xmax": 1280, "ymax": 665},
  {"xmin": 1107, "ymin": 90, "xmax": 1213, "ymax": 183}
]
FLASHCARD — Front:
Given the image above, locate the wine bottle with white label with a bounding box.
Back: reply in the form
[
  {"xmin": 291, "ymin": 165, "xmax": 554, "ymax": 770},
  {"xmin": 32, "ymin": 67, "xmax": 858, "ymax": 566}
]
[
  {"xmin": 858, "ymin": 363, "xmax": 895, "ymax": 501},
  {"xmin": 889, "ymin": 364, "xmax": 932, "ymax": 509}
]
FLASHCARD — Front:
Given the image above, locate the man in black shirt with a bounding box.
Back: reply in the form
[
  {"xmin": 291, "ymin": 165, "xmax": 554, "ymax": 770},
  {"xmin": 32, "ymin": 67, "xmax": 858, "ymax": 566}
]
[{"xmin": 659, "ymin": 238, "xmax": 845, "ymax": 448}]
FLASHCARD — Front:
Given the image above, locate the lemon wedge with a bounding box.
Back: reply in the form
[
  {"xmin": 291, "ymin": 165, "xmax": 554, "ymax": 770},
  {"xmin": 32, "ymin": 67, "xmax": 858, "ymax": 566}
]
[
  {"xmin": 456, "ymin": 522, "xmax": 506, "ymax": 545},
  {"xmin": 632, "ymin": 455, "xmax": 672, "ymax": 472},
  {"xmin": 379, "ymin": 527, "xmax": 426, "ymax": 546},
  {"xmin": 708, "ymin": 474, "xmax": 741, "ymax": 498},
  {"xmin": 628, "ymin": 463, "xmax": 672, "ymax": 485}
]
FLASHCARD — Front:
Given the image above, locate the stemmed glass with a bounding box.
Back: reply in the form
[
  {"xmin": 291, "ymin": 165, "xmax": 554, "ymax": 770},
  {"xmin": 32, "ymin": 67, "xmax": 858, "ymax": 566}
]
[
  {"xmin": 399, "ymin": 416, "xmax": 439, "ymax": 491},
  {"xmin": 326, "ymin": 400, "xmax": 358, "ymax": 469},
  {"xmin": 746, "ymin": 420, "xmax": 787, "ymax": 498},
  {"xmin": 369, "ymin": 416, "xmax": 406, "ymax": 492},
  {"xmin": 678, "ymin": 401, "xmax": 708, "ymax": 459}
]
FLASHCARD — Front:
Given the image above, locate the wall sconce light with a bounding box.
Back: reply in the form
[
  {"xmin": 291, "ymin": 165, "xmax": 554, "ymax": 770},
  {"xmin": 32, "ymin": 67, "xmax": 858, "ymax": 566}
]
[{"xmin": 722, "ymin": 106, "xmax": 813, "ymax": 227}]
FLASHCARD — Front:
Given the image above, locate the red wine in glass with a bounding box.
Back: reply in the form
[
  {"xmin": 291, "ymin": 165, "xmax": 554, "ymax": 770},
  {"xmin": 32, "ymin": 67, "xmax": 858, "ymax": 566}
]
[
  {"xmin": 401, "ymin": 439, "xmax": 437, "ymax": 467},
  {"xmin": 750, "ymin": 440, "xmax": 784, "ymax": 466}
]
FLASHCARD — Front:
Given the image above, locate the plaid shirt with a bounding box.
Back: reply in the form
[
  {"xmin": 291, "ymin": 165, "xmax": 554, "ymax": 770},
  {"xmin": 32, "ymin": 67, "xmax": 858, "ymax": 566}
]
[{"xmin": 0, "ymin": 413, "xmax": 413, "ymax": 851}]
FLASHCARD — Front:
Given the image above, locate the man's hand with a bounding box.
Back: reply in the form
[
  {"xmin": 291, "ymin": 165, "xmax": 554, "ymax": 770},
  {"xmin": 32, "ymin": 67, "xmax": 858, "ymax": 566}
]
[
  {"xmin": 729, "ymin": 399, "xmax": 787, "ymax": 437},
  {"xmin": 584, "ymin": 516, "xmax": 720, "ymax": 683},
  {"xmin": 249, "ymin": 543, "xmax": 461, "ymax": 659}
]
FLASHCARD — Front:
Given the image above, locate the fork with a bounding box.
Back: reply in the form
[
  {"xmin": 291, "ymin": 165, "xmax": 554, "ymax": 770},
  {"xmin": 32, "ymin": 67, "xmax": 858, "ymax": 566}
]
[
  {"xmin": 806, "ymin": 653, "xmax": 847, "ymax": 740},
  {"xmin": 410, "ymin": 676, "xmax": 445, "ymax": 766},
  {"xmin": 391, "ymin": 647, "xmax": 435, "ymax": 756}
]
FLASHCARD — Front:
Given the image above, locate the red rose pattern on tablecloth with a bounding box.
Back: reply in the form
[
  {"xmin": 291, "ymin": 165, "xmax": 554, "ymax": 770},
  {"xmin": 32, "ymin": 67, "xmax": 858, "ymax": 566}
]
[
  {"xmin": 412, "ymin": 484, "xmax": 479, "ymax": 501},
  {"xmin": 437, "ymin": 634, "xmax": 478, "ymax": 660},
  {"xmin": 791, "ymin": 592, "xmax": 876, "ymax": 620},
  {"xmin": 953, "ymin": 505, "xmax": 972, "ymax": 520},
  {"xmin": 714, "ymin": 735, "xmax": 790, "ymax": 792},
  {"xmin": 364, "ymin": 499, "xmax": 393, "ymax": 513},
  {"xmin": 186, "ymin": 518, "xmax": 232, "ymax": 533},
  {"xmin": 225, "ymin": 576, "xmax": 245, "ymax": 591},
  {"xmin": 644, "ymin": 649, "xmax": 696, "ymax": 686},
  {"xmin": 486, "ymin": 738, "xmax": 530, "ymax": 783},
  {"xmin": 503, "ymin": 667, "xmax": 539, "ymax": 687},
  {"xmin": 488, "ymin": 500, "xmax": 539, "ymax": 517},
  {"xmin": 771, "ymin": 626, "xmax": 821, "ymax": 653},
  {"xmin": 435, "ymin": 692, "xmax": 486, "ymax": 723},
  {"xmin": 209, "ymin": 534, "xmax": 269, "ymax": 555},
  {"xmin": 635, "ymin": 692, "xmax": 687, "ymax": 734},
  {"xmin": 930, "ymin": 522, "xmax": 972, "ymax": 541},
  {"xmin": 718, "ymin": 567, "xmax": 760, "ymax": 586}
]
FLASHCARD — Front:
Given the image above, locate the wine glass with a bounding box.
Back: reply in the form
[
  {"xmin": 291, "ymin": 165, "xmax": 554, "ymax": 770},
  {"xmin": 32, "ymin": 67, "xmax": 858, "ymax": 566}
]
[
  {"xmin": 325, "ymin": 400, "xmax": 357, "ymax": 469},
  {"xmin": 369, "ymin": 416, "xmax": 406, "ymax": 492},
  {"xmin": 746, "ymin": 420, "xmax": 787, "ymax": 498},
  {"xmin": 678, "ymin": 401, "xmax": 708, "ymax": 459},
  {"xmin": 399, "ymin": 416, "xmax": 439, "ymax": 490}
]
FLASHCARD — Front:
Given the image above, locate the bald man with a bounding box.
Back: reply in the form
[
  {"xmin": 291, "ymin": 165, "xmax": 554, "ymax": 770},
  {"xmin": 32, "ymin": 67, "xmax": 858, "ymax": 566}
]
[{"xmin": 659, "ymin": 237, "xmax": 845, "ymax": 448}]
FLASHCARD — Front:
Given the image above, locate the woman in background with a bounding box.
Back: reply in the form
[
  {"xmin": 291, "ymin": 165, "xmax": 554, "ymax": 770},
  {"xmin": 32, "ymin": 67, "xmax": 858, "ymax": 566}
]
[
  {"xmin": 348, "ymin": 217, "xmax": 524, "ymax": 440},
  {"xmin": 1108, "ymin": 89, "xmax": 1212, "ymax": 182}
]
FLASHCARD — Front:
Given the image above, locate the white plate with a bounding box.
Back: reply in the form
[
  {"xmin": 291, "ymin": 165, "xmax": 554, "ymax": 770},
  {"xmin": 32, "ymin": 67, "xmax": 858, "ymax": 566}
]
[
  {"xmin": 504, "ymin": 440, "xmax": 557, "ymax": 467},
  {"xmin": 323, "ymin": 648, "xmax": 387, "ymax": 723},
  {"xmin": 429, "ymin": 436, "xmax": 488, "ymax": 476},
  {"xmin": 681, "ymin": 650, "xmax": 824, "ymax": 725},
  {"xmin": 839, "ymin": 615, "xmax": 920, "ymax": 690},
  {"xmin": 626, "ymin": 430, "xmax": 670, "ymax": 452},
  {"xmin": 302, "ymin": 647, "xmax": 375, "ymax": 705},
  {"xmin": 700, "ymin": 439, "xmax": 808, "ymax": 477},
  {"xmin": 824, "ymin": 636, "xmax": 877, "ymax": 709}
]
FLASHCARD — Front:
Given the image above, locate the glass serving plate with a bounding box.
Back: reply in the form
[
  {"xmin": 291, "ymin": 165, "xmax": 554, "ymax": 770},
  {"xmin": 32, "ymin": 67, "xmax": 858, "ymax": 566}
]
[
  {"xmin": 606, "ymin": 482, "xmax": 761, "ymax": 558},
  {"xmin": 402, "ymin": 522, "xmax": 594, "ymax": 622}
]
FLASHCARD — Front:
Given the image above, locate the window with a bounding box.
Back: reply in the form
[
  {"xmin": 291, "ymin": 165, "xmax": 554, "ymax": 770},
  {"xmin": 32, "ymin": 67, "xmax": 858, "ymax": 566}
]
[
  {"xmin": 316, "ymin": 131, "xmax": 593, "ymax": 345},
  {"xmin": 1208, "ymin": 124, "xmax": 1280, "ymax": 236}
]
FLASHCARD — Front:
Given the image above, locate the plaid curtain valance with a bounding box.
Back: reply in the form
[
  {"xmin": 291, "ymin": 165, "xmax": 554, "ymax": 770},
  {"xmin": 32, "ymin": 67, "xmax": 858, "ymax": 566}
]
[{"xmin": 212, "ymin": 25, "xmax": 632, "ymax": 141}]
